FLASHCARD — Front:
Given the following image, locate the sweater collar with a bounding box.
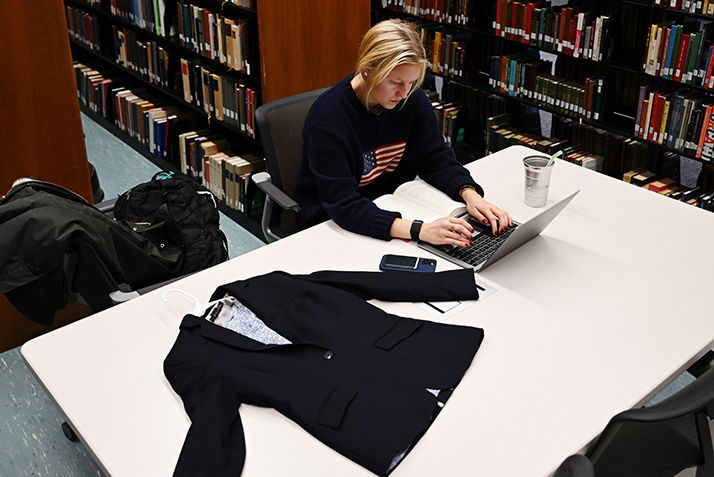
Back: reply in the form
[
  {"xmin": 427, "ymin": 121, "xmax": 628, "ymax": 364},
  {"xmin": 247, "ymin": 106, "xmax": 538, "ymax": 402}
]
[{"xmin": 341, "ymin": 73, "xmax": 393, "ymax": 117}]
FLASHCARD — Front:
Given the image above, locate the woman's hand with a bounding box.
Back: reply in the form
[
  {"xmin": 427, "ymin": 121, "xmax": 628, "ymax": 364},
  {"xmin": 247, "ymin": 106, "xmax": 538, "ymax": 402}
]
[
  {"xmin": 462, "ymin": 189, "xmax": 512, "ymax": 235},
  {"xmin": 390, "ymin": 217, "xmax": 474, "ymax": 247},
  {"xmin": 419, "ymin": 217, "xmax": 474, "ymax": 247}
]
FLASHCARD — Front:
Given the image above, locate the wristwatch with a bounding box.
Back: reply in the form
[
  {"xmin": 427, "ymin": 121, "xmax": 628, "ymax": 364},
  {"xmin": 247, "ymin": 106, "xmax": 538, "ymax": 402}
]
[
  {"xmin": 410, "ymin": 220, "xmax": 423, "ymax": 241},
  {"xmin": 459, "ymin": 185, "xmax": 478, "ymax": 199}
]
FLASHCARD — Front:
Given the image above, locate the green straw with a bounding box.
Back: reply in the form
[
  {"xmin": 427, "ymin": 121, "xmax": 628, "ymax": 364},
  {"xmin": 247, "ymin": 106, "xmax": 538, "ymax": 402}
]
[{"xmin": 546, "ymin": 150, "xmax": 563, "ymax": 167}]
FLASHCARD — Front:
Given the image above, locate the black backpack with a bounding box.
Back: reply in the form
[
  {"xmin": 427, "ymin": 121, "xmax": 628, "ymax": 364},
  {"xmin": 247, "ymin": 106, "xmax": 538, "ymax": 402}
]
[{"xmin": 114, "ymin": 172, "xmax": 229, "ymax": 275}]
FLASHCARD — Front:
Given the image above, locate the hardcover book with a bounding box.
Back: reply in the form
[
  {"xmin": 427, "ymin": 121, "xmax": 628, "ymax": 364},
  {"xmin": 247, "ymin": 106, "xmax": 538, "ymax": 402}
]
[{"xmin": 699, "ymin": 106, "xmax": 714, "ymax": 161}]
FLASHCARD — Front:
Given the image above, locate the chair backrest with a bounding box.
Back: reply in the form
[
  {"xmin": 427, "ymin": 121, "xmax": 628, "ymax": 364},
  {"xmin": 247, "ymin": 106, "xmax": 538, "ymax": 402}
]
[
  {"xmin": 255, "ymin": 88, "xmax": 328, "ymax": 237},
  {"xmin": 585, "ymin": 366, "xmax": 714, "ymax": 477}
]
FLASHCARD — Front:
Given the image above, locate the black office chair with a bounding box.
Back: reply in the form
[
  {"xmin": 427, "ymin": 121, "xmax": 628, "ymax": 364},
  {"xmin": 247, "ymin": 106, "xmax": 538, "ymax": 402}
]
[
  {"xmin": 252, "ymin": 88, "xmax": 328, "ymax": 243},
  {"xmin": 554, "ymin": 365, "xmax": 714, "ymax": 477}
]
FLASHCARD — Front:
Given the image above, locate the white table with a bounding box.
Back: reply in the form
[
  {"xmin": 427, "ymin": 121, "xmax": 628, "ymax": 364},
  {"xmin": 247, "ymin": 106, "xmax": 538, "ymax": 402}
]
[{"xmin": 22, "ymin": 145, "xmax": 714, "ymax": 476}]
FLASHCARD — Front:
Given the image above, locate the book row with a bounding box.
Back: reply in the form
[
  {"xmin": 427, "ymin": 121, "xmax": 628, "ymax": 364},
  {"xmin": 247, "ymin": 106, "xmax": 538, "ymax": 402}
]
[
  {"xmin": 634, "ymin": 85, "xmax": 714, "ymax": 161},
  {"xmin": 623, "ymin": 165, "xmax": 714, "ymax": 212},
  {"xmin": 380, "ymin": 0, "xmax": 478, "ymax": 27},
  {"xmin": 66, "ymin": 6, "xmax": 102, "ymax": 53},
  {"xmin": 425, "ymin": 94, "xmax": 469, "ymax": 148},
  {"xmin": 552, "ymin": 115, "xmax": 714, "ymax": 209},
  {"xmin": 179, "ymin": 57, "xmax": 261, "ymax": 138},
  {"xmin": 438, "ymin": 79, "xmax": 514, "ymax": 155},
  {"xmin": 488, "ymin": 53, "xmax": 609, "ymax": 122},
  {"xmin": 176, "ymin": 1, "xmax": 257, "ymax": 75},
  {"xmin": 73, "ymin": 60, "xmax": 264, "ymax": 213},
  {"xmin": 74, "ymin": 61, "xmax": 195, "ymax": 161},
  {"xmin": 112, "ymin": 25, "xmax": 172, "ymax": 89},
  {"xmin": 109, "ymin": 0, "xmax": 170, "ymax": 36},
  {"xmin": 487, "ymin": 114, "xmax": 714, "ymax": 209},
  {"xmin": 493, "ymin": 2, "xmax": 616, "ymax": 63},
  {"xmin": 106, "ymin": 0, "xmax": 253, "ymax": 39},
  {"xmin": 490, "ymin": 123, "xmax": 606, "ymax": 171},
  {"xmin": 642, "ymin": 22, "xmax": 714, "ymax": 88},
  {"xmin": 104, "ymin": 22, "xmax": 261, "ymax": 138},
  {"xmin": 487, "ymin": 114, "xmax": 645, "ymax": 176},
  {"xmin": 651, "ymin": 0, "xmax": 714, "ymax": 16},
  {"xmin": 549, "ymin": 116, "xmax": 652, "ymax": 178},
  {"xmin": 73, "ymin": 0, "xmax": 258, "ymax": 77},
  {"xmin": 421, "ymin": 27, "xmax": 471, "ymax": 79},
  {"xmin": 176, "ymin": 129, "xmax": 264, "ymax": 213}
]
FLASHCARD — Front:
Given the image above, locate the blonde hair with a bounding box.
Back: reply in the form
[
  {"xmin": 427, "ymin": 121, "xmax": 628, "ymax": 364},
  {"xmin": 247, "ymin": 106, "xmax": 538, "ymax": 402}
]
[{"xmin": 355, "ymin": 19, "xmax": 427, "ymax": 107}]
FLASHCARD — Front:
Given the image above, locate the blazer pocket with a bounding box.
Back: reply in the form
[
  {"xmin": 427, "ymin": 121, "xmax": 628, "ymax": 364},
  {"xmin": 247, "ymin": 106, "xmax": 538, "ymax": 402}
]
[
  {"xmin": 373, "ymin": 319, "xmax": 422, "ymax": 351},
  {"xmin": 318, "ymin": 385, "xmax": 358, "ymax": 429}
]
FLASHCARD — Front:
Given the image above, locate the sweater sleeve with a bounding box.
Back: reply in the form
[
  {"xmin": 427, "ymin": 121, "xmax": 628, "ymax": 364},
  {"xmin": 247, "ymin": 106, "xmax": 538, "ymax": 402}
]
[
  {"xmin": 407, "ymin": 91, "xmax": 484, "ymax": 201},
  {"xmin": 302, "ymin": 124, "xmax": 401, "ymax": 241}
]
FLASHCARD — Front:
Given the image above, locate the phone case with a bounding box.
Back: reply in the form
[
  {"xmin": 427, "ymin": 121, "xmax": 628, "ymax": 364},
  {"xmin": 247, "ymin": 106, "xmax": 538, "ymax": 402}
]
[{"xmin": 379, "ymin": 256, "xmax": 437, "ymax": 273}]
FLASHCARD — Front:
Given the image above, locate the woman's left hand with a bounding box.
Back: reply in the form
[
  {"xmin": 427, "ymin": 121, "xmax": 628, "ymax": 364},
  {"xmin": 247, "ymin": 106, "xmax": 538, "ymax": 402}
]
[{"xmin": 462, "ymin": 189, "xmax": 512, "ymax": 235}]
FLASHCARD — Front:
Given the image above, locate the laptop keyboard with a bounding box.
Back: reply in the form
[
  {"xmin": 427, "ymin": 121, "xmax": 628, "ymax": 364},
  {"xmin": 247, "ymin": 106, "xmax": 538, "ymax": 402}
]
[{"xmin": 445, "ymin": 224, "xmax": 519, "ymax": 267}]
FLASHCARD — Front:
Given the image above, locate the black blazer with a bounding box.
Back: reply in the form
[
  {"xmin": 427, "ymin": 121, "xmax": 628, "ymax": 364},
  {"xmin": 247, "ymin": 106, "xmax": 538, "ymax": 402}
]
[{"xmin": 164, "ymin": 269, "xmax": 484, "ymax": 476}]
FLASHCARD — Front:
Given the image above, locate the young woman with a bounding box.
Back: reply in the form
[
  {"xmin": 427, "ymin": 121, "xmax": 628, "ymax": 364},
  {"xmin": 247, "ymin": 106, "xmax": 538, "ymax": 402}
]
[{"xmin": 293, "ymin": 19, "xmax": 511, "ymax": 247}]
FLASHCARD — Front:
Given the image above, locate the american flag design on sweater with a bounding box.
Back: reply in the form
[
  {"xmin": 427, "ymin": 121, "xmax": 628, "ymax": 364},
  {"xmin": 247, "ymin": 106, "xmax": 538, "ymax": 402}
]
[{"xmin": 359, "ymin": 141, "xmax": 406, "ymax": 187}]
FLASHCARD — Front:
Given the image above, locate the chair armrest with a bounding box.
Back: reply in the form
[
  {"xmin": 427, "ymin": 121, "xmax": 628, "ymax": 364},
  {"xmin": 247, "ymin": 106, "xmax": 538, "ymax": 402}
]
[
  {"xmin": 688, "ymin": 350, "xmax": 714, "ymax": 378},
  {"xmin": 109, "ymin": 274, "xmax": 197, "ymax": 305},
  {"xmin": 94, "ymin": 196, "xmax": 118, "ymax": 214},
  {"xmin": 252, "ymin": 172, "xmax": 301, "ymax": 212},
  {"xmin": 109, "ymin": 290, "xmax": 141, "ymax": 303}
]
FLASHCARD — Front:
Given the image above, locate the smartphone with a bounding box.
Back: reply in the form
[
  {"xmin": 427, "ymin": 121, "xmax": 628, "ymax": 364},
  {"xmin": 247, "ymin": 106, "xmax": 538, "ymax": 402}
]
[{"xmin": 379, "ymin": 254, "xmax": 437, "ymax": 273}]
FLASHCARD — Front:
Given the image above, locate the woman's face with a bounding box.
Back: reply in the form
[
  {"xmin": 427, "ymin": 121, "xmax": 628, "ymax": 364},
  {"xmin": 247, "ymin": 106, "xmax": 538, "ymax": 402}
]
[{"xmin": 367, "ymin": 63, "xmax": 422, "ymax": 112}]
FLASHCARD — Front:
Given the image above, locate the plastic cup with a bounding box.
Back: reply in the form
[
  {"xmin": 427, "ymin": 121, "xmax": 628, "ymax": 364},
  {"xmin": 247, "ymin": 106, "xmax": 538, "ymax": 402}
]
[{"xmin": 523, "ymin": 155, "xmax": 554, "ymax": 208}]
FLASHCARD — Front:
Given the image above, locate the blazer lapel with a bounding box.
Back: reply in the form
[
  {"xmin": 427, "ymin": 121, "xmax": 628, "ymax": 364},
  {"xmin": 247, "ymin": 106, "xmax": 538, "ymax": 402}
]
[
  {"xmin": 194, "ymin": 273, "xmax": 321, "ymax": 350},
  {"xmin": 222, "ymin": 274, "xmax": 307, "ymax": 345},
  {"xmin": 199, "ymin": 318, "xmax": 285, "ymax": 351}
]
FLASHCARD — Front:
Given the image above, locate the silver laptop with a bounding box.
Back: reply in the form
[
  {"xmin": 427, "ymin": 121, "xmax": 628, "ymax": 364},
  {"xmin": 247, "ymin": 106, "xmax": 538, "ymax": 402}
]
[{"xmin": 418, "ymin": 190, "xmax": 579, "ymax": 271}]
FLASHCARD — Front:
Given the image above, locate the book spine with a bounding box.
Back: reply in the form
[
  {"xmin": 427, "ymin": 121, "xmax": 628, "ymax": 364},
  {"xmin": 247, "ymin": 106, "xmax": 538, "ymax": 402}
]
[
  {"xmin": 684, "ymin": 32, "xmax": 700, "ymax": 84},
  {"xmin": 696, "ymin": 104, "xmax": 711, "ymax": 158},
  {"xmin": 673, "ymin": 34, "xmax": 691, "ymax": 82},
  {"xmin": 646, "ymin": 24, "xmax": 659, "ymax": 74},
  {"xmin": 701, "ymin": 106, "xmax": 714, "ymax": 160},
  {"xmin": 704, "ymin": 46, "xmax": 714, "ymax": 89},
  {"xmin": 663, "ymin": 25, "xmax": 676, "ymax": 79},
  {"xmin": 659, "ymin": 99, "xmax": 671, "ymax": 145},
  {"xmin": 645, "ymin": 92, "xmax": 663, "ymax": 142}
]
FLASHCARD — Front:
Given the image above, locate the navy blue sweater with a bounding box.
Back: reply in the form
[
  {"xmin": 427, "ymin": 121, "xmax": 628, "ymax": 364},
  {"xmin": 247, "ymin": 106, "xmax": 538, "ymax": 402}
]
[{"xmin": 294, "ymin": 75, "xmax": 484, "ymax": 241}]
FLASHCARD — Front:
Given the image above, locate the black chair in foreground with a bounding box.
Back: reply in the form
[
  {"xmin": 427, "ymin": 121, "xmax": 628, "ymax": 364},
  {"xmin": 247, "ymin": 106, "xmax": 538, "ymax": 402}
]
[
  {"xmin": 554, "ymin": 366, "xmax": 714, "ymax": 477},
  {"xmin": 252, "ymin": 88, "xmax": 328, "ymax": 243}
]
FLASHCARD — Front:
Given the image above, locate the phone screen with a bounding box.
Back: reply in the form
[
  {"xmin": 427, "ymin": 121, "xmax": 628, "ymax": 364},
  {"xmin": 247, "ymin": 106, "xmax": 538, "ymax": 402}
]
[{"xmin": 382, "ymin": 254, "xmax": 419, "ymax": 269}]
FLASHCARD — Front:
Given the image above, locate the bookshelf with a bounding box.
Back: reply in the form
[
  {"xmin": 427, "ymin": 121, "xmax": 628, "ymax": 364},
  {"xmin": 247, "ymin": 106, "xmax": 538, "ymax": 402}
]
[
  {"xmin": 373, "ymin": 0, "xmax": 714, "ymax": 207},
  {"xmin": 64, "ymin": 0, "xmax": 370, "ymax": 239},
  {"xmin": 0, "ymin": 0, "xmax": 95, "ymax": 352}
]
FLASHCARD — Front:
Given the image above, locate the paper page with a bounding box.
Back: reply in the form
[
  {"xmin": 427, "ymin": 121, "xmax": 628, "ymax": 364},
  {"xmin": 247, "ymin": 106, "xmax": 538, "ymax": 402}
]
[
  {"xmin": 416, "ymin": 280, "xmax": 498, "ymax": 322},
  {"xmin": 393, "ymin": 181, "xmax": 466, "ymax": 218},
  {"xmin": 373, "ymin": 194, "xmax": 441, "ymax": 222}
]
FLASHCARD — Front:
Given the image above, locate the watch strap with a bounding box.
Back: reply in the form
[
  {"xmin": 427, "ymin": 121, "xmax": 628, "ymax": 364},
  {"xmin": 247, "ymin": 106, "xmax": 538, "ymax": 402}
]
[{"xmin": 410, "ymin": 220, "xmax": 423, "ymax": 241}]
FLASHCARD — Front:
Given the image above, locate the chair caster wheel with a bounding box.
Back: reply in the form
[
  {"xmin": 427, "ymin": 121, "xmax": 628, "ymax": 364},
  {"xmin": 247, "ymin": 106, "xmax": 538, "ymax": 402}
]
[{"xmin": 61, "ymin": 422, "xmax": 78, "ymax": 441}]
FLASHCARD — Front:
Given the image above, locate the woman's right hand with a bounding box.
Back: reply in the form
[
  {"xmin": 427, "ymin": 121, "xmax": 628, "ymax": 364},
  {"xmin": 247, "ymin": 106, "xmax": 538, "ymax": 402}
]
[{"xmin": 419, "ymin": 217, "xmax": 474, "ymax": 247}]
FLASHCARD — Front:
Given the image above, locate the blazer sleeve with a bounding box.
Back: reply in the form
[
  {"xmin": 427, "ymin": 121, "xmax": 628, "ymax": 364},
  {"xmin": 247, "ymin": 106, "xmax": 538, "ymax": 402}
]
[
  {"xmin": 165, "ymin": 363, "xmax": 246, "ymax": 477},
  {"xmin": 298, "ymin": 268, "xmax": 479, "ymax": 303}
]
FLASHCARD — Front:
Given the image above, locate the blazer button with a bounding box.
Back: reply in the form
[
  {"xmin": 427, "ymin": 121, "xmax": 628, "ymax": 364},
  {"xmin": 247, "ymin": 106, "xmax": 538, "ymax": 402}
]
[{"xmin": 323, "ymin": 350, "xmax": 334, "ymax": 360}]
